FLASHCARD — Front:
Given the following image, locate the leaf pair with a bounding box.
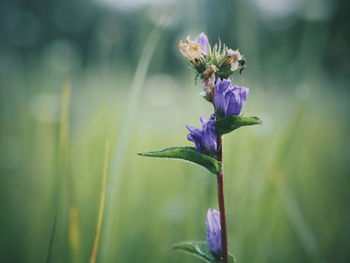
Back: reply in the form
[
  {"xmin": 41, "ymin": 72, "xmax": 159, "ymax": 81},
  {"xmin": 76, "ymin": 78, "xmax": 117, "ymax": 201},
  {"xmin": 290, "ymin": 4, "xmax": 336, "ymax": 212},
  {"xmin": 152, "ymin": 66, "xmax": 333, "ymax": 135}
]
[
  {"xmin": 173, "ymin": 241, "xmax": 235, "ymax": 263},
  {"xmin": 138, "ymin": 116, "xmax": 261, "ymax": 174}
]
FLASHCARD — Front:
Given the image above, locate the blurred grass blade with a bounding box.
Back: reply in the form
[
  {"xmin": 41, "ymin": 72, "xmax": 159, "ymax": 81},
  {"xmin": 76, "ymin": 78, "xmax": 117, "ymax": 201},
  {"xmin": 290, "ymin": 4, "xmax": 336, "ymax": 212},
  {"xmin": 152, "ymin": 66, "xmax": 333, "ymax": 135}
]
[
  {"xmin": 90, "ymin": 140, "xmax": 110, "ymax": 263},
  {"xmin": 69, "ymin": 206, "xmax": 80, "ymax": 260},
  {"xmin": 46, "ymin": 208, "xmax": 58, "ymax": 263},
  {"xmin": 216, "ymin": 115, "xmax": 262, "ymax": 136},
  {"xmin": 100, "ymin": 20, "xmax": 167, "ymax": 261},
  {"xmin": 58, "ymin": 78, "xmax": 71, "ymax": 169},
  {"xmin": 283, "ymin": 187, "xmax": 317, "ymax": 256},
  {"xmin": 268, "ymin": 106, "xmax": 318, "ymax": 256},
  {"xmin": 47, "ymin": 78, "xmax": 82, "ymax": 262},
  {"xmin": 138, "ymin": 147, "xmax": 221, "ymax": 174},
  {"xmin": 61, "ymin": 79, "xmax": 81, "ymax": 262}
]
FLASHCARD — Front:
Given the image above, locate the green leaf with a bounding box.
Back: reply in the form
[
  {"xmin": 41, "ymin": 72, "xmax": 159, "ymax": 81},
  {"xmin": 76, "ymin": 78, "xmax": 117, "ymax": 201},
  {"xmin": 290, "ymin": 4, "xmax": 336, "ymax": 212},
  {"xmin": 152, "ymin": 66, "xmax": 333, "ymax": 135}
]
[
  {"xmin": 216, "ymin": 115, "xmax": 262, "ymax": 136},
  {"xmin": 173, "ymin": 241, "xmax": 215, "ymax": 263},
  {"xmin": 173, "ymin": 241, "xmax": 235, "ymax": 263},
  {"xmin": 137, "ymin": 147, "xmax": 221, "ymax": 175}
]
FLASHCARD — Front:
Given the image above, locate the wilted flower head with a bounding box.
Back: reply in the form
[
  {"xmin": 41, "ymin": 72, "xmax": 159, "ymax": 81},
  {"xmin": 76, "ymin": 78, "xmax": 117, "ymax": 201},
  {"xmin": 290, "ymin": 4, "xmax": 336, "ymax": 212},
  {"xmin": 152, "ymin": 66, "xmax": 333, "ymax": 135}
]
[
  {"xmin": 179, "ymin": 33, "xmax": 246, "ymax": 90},
  {"xmin": 206, "ymin": 208, "xmax": 222, "ymax": 257},
  {"xmin": 214, "ymin": 78, "xmax": 249, "ymax": 117},
  {"xmin": 179, "ymin": 36, "xmax": 203, "ymax": 62},
  {"xmin": 186, "ymin": 115, "xmax": 218, "ymax": 157},
  {"xmin": 226, "ymin": 49, "xmax": 244, "ymax": 72},
  {"xmin": 178, "ymin": 33, "xmax": 210, "ymax": 62}
]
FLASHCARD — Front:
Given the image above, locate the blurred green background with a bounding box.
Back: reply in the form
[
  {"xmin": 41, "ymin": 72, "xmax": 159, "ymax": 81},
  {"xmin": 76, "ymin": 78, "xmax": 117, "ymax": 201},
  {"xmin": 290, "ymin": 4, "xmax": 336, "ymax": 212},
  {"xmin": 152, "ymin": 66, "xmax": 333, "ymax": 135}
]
[{"xmin": 1, "ymin": 0, "xmax": 350, "ymax": 262}]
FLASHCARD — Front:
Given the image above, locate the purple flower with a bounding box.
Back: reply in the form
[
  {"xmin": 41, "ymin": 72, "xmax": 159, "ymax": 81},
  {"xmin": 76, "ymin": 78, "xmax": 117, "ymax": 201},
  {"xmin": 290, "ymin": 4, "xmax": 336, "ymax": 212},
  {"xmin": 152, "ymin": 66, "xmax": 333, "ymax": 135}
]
[
  {"xmin": 214, "ymin": 78, "xmax": 249, "ymax": 117},
  {"xmin": 186, "ymin": 115, "xmax": 218, "ymax": 156},
  {"xmin": 206, "ymin": 208, "xmax": 222, "ymax": 257},
  {"xmin": 195, "ymin": 32, "xmax": 210, "ymax": 56}
]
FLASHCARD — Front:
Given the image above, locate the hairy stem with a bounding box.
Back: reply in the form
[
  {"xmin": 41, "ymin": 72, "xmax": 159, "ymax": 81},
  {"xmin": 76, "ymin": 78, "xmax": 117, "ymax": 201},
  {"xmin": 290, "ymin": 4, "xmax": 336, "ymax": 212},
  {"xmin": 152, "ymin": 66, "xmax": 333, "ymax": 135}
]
[{"xmin": 217, "ymin": 135, "xmax": 228, "ymax": 263}]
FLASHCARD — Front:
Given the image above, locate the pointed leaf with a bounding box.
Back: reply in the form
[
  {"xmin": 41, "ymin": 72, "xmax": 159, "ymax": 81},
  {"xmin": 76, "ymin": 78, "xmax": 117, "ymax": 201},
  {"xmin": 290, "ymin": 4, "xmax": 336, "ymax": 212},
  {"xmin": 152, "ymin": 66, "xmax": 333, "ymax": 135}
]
[
  {"xmin": 137, "ymin": 147, "xmax": 221, "ymax": 175},
  {"xmin": 173, "ymin": 241, "xmax": 235, "ymax": 263},
  {"xmin": 216, "ymin": 115, "xmax": 262, "ymax": 136},
  {"xmin": 173, "ymin": 241, "xmax": 215, "ymax": 262}
]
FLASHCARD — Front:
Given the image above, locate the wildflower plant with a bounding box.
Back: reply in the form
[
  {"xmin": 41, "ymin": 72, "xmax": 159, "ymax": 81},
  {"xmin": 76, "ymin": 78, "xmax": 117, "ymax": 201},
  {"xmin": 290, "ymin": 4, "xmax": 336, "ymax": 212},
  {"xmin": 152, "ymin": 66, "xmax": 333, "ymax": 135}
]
[{"xmin": 138, "ymin": 33, "xmax": 262, "ymax": 263}]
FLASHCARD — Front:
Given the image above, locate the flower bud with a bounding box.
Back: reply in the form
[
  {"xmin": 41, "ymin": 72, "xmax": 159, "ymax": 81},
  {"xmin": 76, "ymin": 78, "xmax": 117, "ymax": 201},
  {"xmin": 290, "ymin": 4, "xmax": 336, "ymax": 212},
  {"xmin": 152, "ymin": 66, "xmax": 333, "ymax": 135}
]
[{"xmin": 206, "ymin": 208, "xmax": 222, "ymax": 257}]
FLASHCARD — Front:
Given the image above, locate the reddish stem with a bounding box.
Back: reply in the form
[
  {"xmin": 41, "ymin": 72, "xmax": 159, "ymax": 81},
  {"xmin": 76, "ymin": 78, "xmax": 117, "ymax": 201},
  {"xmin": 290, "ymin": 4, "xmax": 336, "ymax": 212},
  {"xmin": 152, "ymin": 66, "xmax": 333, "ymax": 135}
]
[{"xmin": 216, "ymin": 135, "xmax": 228, "ymax": 263}]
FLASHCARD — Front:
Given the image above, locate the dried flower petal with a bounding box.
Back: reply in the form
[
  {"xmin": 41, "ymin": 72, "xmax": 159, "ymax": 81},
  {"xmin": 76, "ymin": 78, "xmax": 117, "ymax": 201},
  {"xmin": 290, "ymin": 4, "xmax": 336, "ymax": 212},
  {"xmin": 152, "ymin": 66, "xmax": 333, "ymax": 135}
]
[
  {"xmin": 179, "ymin": 36, "xmax": 203, "ymax": 62},
  {"xmin": 226, "ymin": 49, "xmax": 243, "ymax": 71}
]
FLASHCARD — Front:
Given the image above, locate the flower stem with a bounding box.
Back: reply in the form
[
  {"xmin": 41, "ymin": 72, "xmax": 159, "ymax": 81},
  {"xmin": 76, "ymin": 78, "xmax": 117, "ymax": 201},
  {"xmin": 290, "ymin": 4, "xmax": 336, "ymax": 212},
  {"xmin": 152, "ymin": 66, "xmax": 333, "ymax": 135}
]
[{"xmin": 217, "ymin": 135, "xmax": 228, "ymax": 263}]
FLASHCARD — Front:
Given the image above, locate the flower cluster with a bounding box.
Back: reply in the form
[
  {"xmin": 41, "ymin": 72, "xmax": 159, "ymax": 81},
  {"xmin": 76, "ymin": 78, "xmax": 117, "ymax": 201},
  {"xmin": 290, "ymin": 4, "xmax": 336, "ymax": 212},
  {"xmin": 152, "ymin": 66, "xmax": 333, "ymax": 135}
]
[
  {"xmin": 180, "ymin": 33, "xmax": 249, "ymax": 159},
  {"xmin": 179, "ymin": 33, "xmax": 246, "ymax": 102}
]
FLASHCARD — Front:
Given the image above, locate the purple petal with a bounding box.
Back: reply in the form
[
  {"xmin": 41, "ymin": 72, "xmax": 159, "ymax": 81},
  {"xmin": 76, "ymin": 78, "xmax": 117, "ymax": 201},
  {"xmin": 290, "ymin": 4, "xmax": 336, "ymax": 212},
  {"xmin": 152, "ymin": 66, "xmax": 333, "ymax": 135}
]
[
  {"xmin": 185, "ymin": 116, "xmax": 218, "ymax": 156},
  {"xmin": 225, "ymin": 89, "xmax": 242, "ymax": 116},
  {"xmin": 199, "ymin": 116, "xmax": 207, "ymax": 125},
  {"xmin": 206, "ymin": 209, "xmax": 222, "ymax": 257},
  {"xmin": 238, "ymin": 86, "xmax": 249, "ymax": 101},
  {"xmin": 186, "ymin": 133, "xmax": 196, "ymax": 143},
  {"xmin": 214, "ymin": 80, "xmax": 249, "ymax": 117},
  {"xmin": 187, "ymin": 133, "xmax": 202, "ymax": 152},
  {"xmin": 202, "ymin": 118, "xmax": 218, "ymax": 153},
  {"xmin": 185, "ymin": 124, "xmax": 201, "ymax": 136},
  {"xmin": 195, "ymin": 32, "xmax": 210, "ymax": 55},
  {"xmin": 214, "ymin": 79, "xmax": 231, "ymax": 115},
  {"xmin": 215, "ymin": 78, "xmax": 231, "ymax": 94}
]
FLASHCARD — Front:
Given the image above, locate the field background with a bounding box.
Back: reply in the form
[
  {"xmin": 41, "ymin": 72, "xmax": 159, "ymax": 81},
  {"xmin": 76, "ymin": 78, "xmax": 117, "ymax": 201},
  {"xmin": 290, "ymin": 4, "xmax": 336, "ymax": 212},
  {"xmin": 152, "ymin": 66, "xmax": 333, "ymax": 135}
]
[{"xmin": 1, "ymin": 0, "xmax": 350, "ymax": 262}]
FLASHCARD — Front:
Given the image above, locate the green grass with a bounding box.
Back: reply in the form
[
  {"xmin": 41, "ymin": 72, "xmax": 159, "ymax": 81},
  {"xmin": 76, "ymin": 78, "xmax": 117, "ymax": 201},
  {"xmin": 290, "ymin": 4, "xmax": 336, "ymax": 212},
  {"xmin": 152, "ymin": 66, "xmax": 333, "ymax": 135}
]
[
  {"xmin": 1, "ymin": 12, "xmax": 349, "ymax": 262},
  {"xmin": 1, "ymin": 68, "xmax": 349, "ymax": 262}
]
